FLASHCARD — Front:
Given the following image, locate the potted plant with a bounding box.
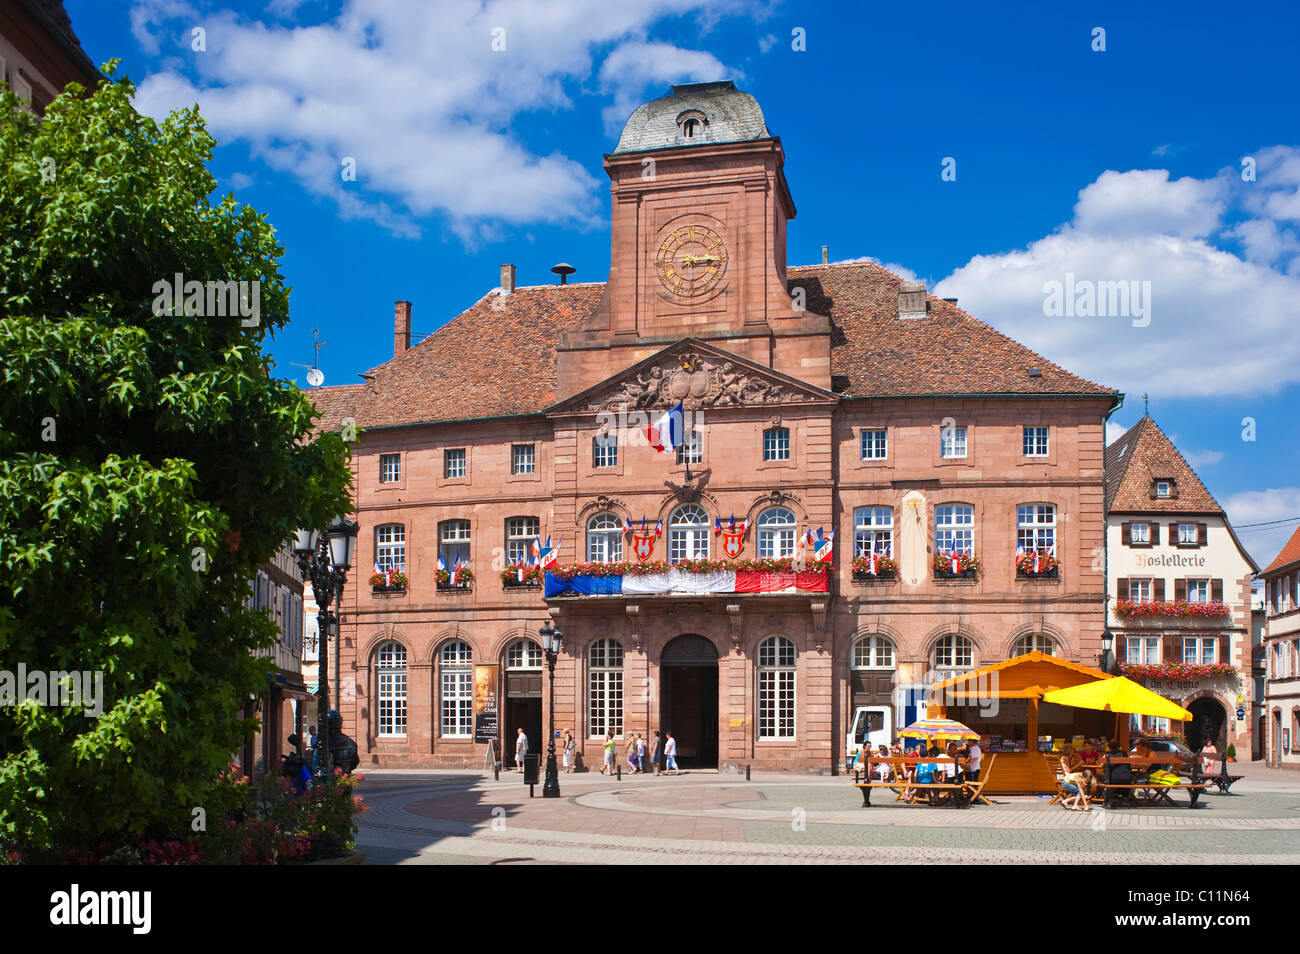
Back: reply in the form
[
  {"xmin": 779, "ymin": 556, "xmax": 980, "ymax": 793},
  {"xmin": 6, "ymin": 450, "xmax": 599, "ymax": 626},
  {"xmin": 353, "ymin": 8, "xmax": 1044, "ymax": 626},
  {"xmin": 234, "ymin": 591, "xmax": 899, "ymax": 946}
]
[
  {"xmin": 436, "ymin": 566, "xmax": 474, "ymax": 589},
  {"xmin": 500, "ymin": 564, "xmax": 542, "ymax": 587}
]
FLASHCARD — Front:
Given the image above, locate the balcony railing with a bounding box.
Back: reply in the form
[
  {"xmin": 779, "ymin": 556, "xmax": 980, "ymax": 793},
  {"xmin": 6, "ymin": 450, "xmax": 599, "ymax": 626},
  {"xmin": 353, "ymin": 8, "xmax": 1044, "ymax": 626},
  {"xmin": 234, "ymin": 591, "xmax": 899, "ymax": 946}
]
[{"xmin": 544, "ymin": 558, "xmax": 830, "ymax": 598}]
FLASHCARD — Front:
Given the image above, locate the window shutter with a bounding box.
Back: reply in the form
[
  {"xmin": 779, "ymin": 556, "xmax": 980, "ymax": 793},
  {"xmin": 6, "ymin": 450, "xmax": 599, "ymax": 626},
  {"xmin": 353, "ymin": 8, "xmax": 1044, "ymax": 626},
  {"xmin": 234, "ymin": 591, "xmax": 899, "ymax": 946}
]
[
  {"xmin": 1198, "ymin": 523, "xmax": 1208, "ymax": 546},
  {"xmin": 1117, "ymin": 577, "xmax": 1128, "ymax": 600},
  {"xmin": 1163, "ymin": 634, "xmax": 1179, "ymax": 663},
  {"xmin": 1217, "ymin": 635, "xmax": 1227, "ymax": 664},
  {"xmin": 1150, "ymin": 522, "xmax": 1160, "ymax": 545},
  {"xmin": 1212, "ymin": 579, "xmax": 1223, "ymax": 603},
  {"xmin": 1153, "ymin": 578, "xmax": 1165, "ymax": 601},
  {"xmin": 1174, "ymin": 579, "xmax": 1186, "ymax": 601},
  {"xmin": 1121, "ymin": 522, "xmax": 1131, "ymax": 546}
]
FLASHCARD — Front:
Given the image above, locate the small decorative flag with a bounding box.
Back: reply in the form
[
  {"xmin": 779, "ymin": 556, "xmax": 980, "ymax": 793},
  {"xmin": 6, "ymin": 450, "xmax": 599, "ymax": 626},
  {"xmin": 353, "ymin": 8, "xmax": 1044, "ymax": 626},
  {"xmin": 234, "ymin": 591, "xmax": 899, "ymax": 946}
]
[
  {"xmin": 530, "ymin": 536, "xmax": 542, "ymax": 560},
  {"xmin": 950, "ymin": 549, "xmax": 960, "ymax": 573},
  {"xmin": 654, "ymin": 519, "xmax": 663, "ymax": 539},
  {"xmin": 624, "ymin": 515, "xmax": 633, "ymax": 534},
  {"xmin": 714, "ymin": 517, "xmax": 723, "ymax": 536}
]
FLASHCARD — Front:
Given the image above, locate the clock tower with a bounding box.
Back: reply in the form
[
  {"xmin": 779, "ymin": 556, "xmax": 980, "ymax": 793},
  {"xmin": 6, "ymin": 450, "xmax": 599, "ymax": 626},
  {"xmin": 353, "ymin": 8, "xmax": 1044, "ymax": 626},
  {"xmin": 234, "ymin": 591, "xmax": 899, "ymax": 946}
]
[{"xmin": 556, "ymin": 81, "xmax": 833, "ymax": 399}]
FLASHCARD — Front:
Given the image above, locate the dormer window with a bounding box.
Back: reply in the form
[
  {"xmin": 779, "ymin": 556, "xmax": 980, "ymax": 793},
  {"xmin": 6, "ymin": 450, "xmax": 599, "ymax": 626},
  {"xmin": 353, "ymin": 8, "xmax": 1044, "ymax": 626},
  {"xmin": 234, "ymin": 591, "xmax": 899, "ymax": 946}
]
[
  {"xmin": 1155, "ymin": 480, "xmax": 1173, "ymax": 498},
  {"xmin": 676, "ymin": 109, "xmax": 708, "ymax": 142}
]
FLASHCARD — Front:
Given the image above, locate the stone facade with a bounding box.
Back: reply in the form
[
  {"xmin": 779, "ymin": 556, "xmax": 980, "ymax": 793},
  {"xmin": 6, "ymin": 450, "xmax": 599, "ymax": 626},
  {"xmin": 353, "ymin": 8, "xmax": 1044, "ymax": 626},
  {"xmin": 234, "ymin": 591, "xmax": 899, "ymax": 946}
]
[
  {"xmin": 1260, "ymin": 527, "xmax": 1300, "ymax": 769},
  {"xmin": 317, "ymin": 82, "xmax": 1120, "ymax": 773}
]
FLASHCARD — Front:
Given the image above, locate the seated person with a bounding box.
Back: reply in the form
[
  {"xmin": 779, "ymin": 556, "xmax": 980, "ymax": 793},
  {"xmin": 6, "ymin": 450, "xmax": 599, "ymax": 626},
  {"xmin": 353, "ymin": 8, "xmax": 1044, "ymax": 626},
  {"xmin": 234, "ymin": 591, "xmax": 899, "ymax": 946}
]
[
  {"xmin": 873, "ymin": 744, "xmax": 893, "ymax": 782},
  {"xmin": 1079, "ymin": 740, "xmax": 1101, "ymax": 764},
  {"xmin": 1130, "ymin": 739, "xmax": 1158, "ymax": 782},
  {"xmin": 1058, "ymin": 747, "xmax": 1090, "ymax": 812}
]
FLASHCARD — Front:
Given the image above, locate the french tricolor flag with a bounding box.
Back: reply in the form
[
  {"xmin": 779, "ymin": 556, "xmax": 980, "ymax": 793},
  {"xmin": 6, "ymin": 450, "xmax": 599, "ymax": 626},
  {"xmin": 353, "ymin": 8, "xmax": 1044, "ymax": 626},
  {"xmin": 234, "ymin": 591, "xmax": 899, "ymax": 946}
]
[{"xmin": 646, "ymin": 401, "xmax": 684, "ymax": 454}]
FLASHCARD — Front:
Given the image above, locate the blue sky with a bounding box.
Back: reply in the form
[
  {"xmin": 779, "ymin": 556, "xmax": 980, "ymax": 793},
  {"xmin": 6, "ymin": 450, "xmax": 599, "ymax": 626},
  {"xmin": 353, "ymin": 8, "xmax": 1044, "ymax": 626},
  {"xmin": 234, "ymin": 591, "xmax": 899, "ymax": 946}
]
[{"xmin": 67, "ymin": 0, "xmax": 1300, "ymax": 566}]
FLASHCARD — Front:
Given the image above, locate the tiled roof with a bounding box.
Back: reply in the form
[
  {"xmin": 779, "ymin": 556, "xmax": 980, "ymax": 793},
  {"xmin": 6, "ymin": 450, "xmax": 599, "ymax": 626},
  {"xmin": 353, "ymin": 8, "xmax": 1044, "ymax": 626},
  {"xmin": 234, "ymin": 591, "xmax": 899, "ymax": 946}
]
[
  {"xmin": 1103, "ymin": 415, "xmax": 1222, "ymax": 513},
  {"xmin": 1262, "ymin": 524, "xmax": 1300, "ymax": 575},
  {"xmin": 308, "ymin": 261, "xmax": 1116, "ymax": 432},
  {"xmin": 788, "ymin": 263, "xmax": 1115, "ymax": 398}
]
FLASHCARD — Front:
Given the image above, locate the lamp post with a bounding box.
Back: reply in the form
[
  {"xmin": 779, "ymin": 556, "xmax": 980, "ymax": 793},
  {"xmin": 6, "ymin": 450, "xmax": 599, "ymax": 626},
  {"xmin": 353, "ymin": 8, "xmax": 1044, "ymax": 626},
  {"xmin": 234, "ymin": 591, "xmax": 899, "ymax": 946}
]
[
  {"xmin": 293, "ymin": 515, "xmax": 359, "ymax": 781},
  {"xmin": 539, "ymin": 621, "xmax": 565, "ymax": 798},
  {"xmin": 1100, "ymin": 629, "xmax": 1115, "ymax": 674}
]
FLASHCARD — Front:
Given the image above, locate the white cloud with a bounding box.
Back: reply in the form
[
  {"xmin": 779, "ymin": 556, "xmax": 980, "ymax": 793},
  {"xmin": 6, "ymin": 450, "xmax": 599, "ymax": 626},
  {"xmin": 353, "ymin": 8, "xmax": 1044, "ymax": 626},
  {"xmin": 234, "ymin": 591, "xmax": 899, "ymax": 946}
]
[
  {"xmin": 758, "ymin": 33, "xmax": 778, "ymax": 52},
  {"xmin": 1106, "ymin": 419, "xmax": 1131, "ymax": 445},
  {"xmin": 1222, "ymin": 487, "xmax": 1300, "ymax": 568},
  {"xmin": 1182, "ymin": 448, "xmax": 1225, "ymax": 469},
  {"xmin": 934, "ymin": 151, "xmax": 1300, "ymax": 398},
  {"xmin": 131, "ymin": 0, "xmax": 748, "ymax": 240},
  {"xmin": 1072, "ymin": 169, "xmax": 1224, "ymax": 239}
]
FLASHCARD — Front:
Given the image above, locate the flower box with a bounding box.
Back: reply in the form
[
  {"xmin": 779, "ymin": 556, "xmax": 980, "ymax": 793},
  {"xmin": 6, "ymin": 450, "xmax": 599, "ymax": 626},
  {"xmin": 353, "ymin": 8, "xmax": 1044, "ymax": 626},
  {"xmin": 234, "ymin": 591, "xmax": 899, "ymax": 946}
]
[
  {"xmin": 500, "ymin": 565, "xmax": 543, "ymax": 588},
  {"xmin": 1114, "ymin": 599, "xmax": 1231, "ymax": 619},
  {"xmin": 1119, "ymin": 662, "xmax": 1236, "ymax": 681},
  {"xmin": 436, "ymin": 567, "xmax": 474, "ymax": 590},
  {"xmin": 369, "ymin": 570, "xmax": 407, "ymax": 593},
  {"xmin": 933, "ymin": 552, "xmax": 980, "ymax": 577},
  {"xmin": 851, "ymin": 555, "xmax": 897, "ymax": 582},
  {"xmin": 1015, "ymin": 551, "xmax": 1059, "ymax": 578}
]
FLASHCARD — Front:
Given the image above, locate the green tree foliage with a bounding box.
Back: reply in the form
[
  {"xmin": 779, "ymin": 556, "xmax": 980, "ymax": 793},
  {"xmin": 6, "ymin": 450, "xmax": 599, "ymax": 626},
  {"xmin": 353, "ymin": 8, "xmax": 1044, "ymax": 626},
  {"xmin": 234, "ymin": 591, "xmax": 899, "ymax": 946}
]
[{"xmin": 0, "ymin": 66, "xmax": 352, "ymax": 858}]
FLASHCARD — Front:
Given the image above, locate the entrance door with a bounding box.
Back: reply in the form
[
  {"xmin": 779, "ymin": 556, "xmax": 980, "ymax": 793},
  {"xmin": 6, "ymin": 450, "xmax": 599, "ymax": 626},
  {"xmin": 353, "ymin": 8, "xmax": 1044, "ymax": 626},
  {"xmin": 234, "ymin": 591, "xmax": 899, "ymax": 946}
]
[
  {"xmin": 503, "ymin": 642, "xmax": 543, "ymax": 768},
  {"xmin": 660, "ymin": 634, "xmax": 719, "ymax": 769},
  {"xmin": 1186, "ymin": 698, "xmax": 1226, "ymax": 751}
]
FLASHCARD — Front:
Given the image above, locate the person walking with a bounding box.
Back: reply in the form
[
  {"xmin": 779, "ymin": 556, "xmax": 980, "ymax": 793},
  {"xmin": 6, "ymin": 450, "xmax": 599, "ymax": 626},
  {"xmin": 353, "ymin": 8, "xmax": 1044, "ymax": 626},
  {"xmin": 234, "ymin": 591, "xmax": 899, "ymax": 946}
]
[
  {"xmin": 515, "ymin": 727, "xmax": 528, "ymax": 772},
  {"xmin": 650, "ymin": 731, "xmax": 663, "ymax": 777},
  {"xmin": 625, "ymin": 733, "xmax": 640, "ymax": 773},
  {"xmin": 965, "ymin": 736, "xmax": 982, "ymax": 783},
  {"xmin": 664, "ymin": 731, "xmax": 679, "ymax": 775},
  {"xmin": 602, "ymin": 731, "xmax": 617, "ymax": 775},
  {"xmin": 562, "ymin": 730, "xmax": 576, "ymax": 774},
  {"xmin": 636, "ymin": 734, "xmax": 647, "ymax": 774}
]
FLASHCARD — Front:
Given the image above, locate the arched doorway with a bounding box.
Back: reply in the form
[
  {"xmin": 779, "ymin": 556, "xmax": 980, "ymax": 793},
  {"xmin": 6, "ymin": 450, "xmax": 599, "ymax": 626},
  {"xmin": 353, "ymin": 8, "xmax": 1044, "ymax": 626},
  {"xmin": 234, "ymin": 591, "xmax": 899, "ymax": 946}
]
[
  {"xmin": 1186, "ymin": 697, "xmax": 1226, "ymax": 751},
  {"xmin": 660, "ymin": 634, "xmax": 718, "ymax": 769},
  {"xmin": 502, "ymin": 638, "xmax": 543, "ymax": 769}
]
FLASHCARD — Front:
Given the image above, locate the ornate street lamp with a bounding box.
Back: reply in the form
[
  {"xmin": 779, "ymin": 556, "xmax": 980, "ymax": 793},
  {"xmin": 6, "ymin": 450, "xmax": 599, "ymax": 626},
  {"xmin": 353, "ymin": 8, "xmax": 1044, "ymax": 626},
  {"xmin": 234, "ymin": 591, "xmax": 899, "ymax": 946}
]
[
  {"xmin": 294, "ymin": 515, "xmax": 359, "ymax": 780},
  {"xmin": 538, "ymin": 621, "xmax": 565, "ymax": 798},
  {"xmin": 1100, "ymin": 630, "xmax": 1115, "ymax": 674}
]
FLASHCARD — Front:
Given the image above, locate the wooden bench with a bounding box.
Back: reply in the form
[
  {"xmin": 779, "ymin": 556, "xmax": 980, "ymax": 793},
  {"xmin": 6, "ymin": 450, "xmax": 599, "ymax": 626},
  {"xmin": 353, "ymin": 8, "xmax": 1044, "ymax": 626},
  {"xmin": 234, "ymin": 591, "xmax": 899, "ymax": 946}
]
[
  {"xmin": 1201, "ymin": 756, "xmax": 1244, "ymax": 795},
  {"xmin": 1096, "ymin": 755, "xmax": 1211, "ymax": 809},
  {"xmin": 852, "ymin": 756, "xmax": 974, "ymax": 807}
]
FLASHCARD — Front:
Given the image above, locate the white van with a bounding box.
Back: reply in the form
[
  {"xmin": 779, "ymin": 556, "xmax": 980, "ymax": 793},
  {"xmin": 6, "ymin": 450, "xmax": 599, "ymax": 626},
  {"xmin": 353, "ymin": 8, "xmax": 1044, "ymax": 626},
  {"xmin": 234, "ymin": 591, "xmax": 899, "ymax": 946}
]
[{"xmin": 845, "ymin": 705, "xmax": 893, "ymax": 771}]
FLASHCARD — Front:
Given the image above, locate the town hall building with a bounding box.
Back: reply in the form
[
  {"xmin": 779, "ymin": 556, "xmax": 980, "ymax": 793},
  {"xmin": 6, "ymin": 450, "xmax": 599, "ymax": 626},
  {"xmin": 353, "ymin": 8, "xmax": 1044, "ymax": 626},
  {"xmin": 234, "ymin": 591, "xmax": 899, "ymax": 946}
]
[{"xmin": 311, "ymin": 81, "xmax": 1123, "ymax": 772}]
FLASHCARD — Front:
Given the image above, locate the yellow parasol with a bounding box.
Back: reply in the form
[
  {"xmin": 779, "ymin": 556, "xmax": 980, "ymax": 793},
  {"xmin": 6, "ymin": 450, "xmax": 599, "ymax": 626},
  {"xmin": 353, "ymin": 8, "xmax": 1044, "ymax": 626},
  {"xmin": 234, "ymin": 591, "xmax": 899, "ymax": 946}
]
[{"xmin": 1041, "ymin": 676, "xmax": 1191, "ymax": 721}]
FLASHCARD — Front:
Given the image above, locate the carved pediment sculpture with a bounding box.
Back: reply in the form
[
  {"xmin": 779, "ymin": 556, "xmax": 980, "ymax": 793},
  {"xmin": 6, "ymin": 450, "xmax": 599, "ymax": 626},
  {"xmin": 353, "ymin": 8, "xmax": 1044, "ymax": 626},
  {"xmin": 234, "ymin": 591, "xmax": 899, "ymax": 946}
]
[{"xmin": 583, "ymin": 349, "xmax": 816, "ymax": 412}]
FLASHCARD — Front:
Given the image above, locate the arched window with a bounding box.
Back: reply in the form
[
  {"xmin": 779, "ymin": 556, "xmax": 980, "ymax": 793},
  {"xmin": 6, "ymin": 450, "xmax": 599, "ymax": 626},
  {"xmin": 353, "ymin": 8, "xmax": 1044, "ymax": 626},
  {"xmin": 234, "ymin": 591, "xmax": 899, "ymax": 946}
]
[
  {"xmin": 853, "ymin": 507, "xmax": 893, "ymax": 556},
  {"xmin": 851, "ymin": 635, "xmax": 895, "ymax": 669},
  {"xmin": 376, "ymin": 642, "xmax": 407, "ymax": 737},
  {"xmin": 588, "ymin": 639, "xmax": 624, "ymax": 738},
  {"xmin": 933, "ymin": 634, "xmax": 974, "ymax": 671},
  {"xmin": 757, "ymin": 636, "xmax": 796, "ymax": 740},
  {"xmin": 506, "ymin": 638, "xmax": 542, "ymax": 670},
  {"xmin": 375, "ymin": 524, "xmax": 405, "ymax": 572},
  {"xmin": 439, "ymin": 641, "xmax": 473, "ymax": 737},
  {"xmin": 1016, "ymin": 504, "xmax": 1056, "ymax": 553},
  {"xmin": 934, "ymin": 504, "xmax": 974, "ymax": 554},
  {"xmin": 586, "ymin": 512, "xmax": 624, "ymax": 563},
  {"xmin": 1012, "ymin": 633, "xmax": 1055, "ymax": 657},
  {"xmin": 757, "ymin": 507, "xmax": 796, "ymax": 558},
  {"xmin": 669, "ymin": 504, "xmax": 710, "ymax": 563}
]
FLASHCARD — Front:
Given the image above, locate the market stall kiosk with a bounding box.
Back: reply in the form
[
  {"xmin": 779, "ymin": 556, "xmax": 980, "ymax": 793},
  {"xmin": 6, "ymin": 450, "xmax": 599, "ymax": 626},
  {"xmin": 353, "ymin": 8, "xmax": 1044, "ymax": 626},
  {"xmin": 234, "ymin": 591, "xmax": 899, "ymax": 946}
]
[{"xmin": 930, "ymin": 652, "xmax": 1129, "ymax": 794}]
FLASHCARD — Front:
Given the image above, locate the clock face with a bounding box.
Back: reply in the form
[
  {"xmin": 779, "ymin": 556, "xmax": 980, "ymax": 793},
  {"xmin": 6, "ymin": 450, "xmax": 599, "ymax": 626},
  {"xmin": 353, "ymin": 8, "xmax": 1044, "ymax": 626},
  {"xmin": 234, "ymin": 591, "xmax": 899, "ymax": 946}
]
[{"xmin": 655, "ymin": 224, "xmax": 728, "ymax": 298}]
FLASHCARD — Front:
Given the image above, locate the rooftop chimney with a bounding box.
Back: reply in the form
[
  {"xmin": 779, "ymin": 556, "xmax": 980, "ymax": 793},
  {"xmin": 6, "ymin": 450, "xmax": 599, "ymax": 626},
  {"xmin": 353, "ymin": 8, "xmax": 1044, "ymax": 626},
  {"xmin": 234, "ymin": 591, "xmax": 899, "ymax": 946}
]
[
  {"xmin": 500, "ymin": 264, "xmax": 516, "ymax": 293},
  {"xmin": 394, "ymin": 300, "xmax": 412, "ymax": 357},
  {"xmin": 821, "ymin": 245, "xmax": 828, "ymax": 265},
  {"xmin": 898, "ymin": 281, "xmax": 927, "ymax": 320}
]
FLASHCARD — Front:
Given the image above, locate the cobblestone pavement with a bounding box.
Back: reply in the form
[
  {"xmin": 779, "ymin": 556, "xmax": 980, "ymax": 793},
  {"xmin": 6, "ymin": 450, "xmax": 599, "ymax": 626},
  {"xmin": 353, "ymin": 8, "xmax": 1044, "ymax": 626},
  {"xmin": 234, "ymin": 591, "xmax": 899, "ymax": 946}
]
[{"xmin": 353, "ymin": 768, "xmax": 1300, "ymax": 865}]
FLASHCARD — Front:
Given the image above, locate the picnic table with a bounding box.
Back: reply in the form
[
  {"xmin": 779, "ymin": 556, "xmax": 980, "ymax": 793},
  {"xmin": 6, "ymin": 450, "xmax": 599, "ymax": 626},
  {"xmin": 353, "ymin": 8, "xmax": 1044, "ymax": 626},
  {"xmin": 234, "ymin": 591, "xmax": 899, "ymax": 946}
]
[
  {"xmin": 851, "ymin": 754, "xmax": 997, "ymax": 808},
  {"xmin": 1093, "ymin": 755, "xmax": 1211, "ymax": 809}
]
